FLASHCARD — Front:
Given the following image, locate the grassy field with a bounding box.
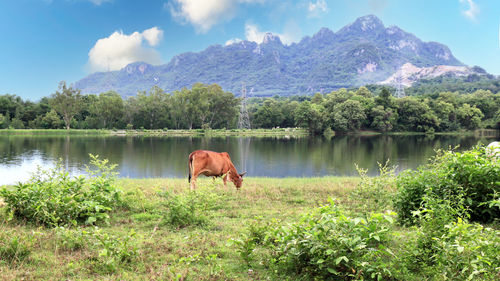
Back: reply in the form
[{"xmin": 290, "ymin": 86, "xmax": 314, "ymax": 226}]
[{"xmin": 0, "ymin": 177, "xmax": 360, "ymax": 280}]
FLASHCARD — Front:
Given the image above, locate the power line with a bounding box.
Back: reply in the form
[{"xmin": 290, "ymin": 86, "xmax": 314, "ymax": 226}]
[
  {"xmin": 238, "ymin": 84, "xmax": 251, "ymax": 129},
  {"xmin": 393, "ymin": 68, "xmax": 406, "ymax": 98}
]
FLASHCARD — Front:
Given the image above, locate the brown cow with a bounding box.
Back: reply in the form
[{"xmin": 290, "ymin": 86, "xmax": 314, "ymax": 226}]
[{"xmin": 188, "ymin": 150, "xmax": 246, "ymax": 190}]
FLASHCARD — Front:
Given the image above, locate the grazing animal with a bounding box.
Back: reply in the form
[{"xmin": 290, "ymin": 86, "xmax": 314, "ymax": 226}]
[{"xmin": 188, "ymin": 150, "xmax": 246, "ymax": 190}]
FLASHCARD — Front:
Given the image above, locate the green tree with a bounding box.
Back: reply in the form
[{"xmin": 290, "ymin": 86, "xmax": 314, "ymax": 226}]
[
  {"xmin": 294, "ymin": 101, "xmax": 324, "ymax": 134},
  {"xmin": 370, "ymin": 105, "xmax": 397, "ymax": 132},
  {"xmin": 41, "ymin": 109, "xmax": 62, "ymax": 129},
  {"xmin": 396, "ymin": 97, "xmax": 439, "ymax": 132},
  {"xmin": 0, "ymin": 113, "xmax": 6, "ymax": 129},
  {"xmin": 456, "ymin": 103, "xmax": 484, "ymax": 130},
  {"xmin": 132, "ymin": 86, "xmax": 169, "ymax": 129},
  {"xmin": 375, "ymin": 87, "xmax": 394, "ymax": 109},
  {"xmin": 332, "ymin": 100, "xmax": 366, "ymax": 132},
  {"xmin": 205, "ymin": 84, "xmax": 239, "ymax": 129},
  {"xmin": 430, "ymin": 100, "xmax": 458, "ymax": 131},
  {"xmin": 252, "ymin": 99, "xmax": 284, "ymax": 128},
  {"xmin": 311, "ymin": 93, "xmax": 324, "ymax": 104},
  {"xmin": 355, "ymin": 86, "xmax": 372, "ymax": 98},
  {"xmin": 91, "ymin": 91, "xmax": 124, "ymax": 128},
  {"xmin": 49, "ymin": 81, "xmax": 83, "ymax": 130}
]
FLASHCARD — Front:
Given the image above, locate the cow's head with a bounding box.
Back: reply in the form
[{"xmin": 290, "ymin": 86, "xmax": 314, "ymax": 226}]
[{"xmin": 232, "ymin": 171, "xmax": 247, "ymax": 189}]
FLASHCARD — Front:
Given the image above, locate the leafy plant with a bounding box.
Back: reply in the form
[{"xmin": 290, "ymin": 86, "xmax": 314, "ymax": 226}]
[
  {"xmin": 350, "ymin": 161, "xmax": 395, "ymax": 215},
  {"xmin": 160, "ymin": 185, "xmax": 226, "ymax": 229},
  {"xmin": 245, "ymin": 199, "xmax": 396, "ymax": 280},
  {"xmin": 54, "ymin": 226, "xmax": 91, "ymax": 252},
  {"xmin": 394, "ymin": 145, "xmax": 500, "ymax": 225},
  {"xmin": 0, "ymin": 154, "xmax": 122, "ymax": 227},
  {"xmin": 91, "ymin": 228, "xmax": 138, "ymax": 273}
]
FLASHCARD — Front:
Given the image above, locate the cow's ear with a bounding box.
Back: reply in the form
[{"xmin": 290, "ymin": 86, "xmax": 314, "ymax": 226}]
[{"xmin": 239, "ymin": 171, "xmax": 247, "ymax": 177}]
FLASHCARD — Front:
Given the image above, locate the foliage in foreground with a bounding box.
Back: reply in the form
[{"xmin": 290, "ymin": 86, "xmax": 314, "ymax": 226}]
[
  {"xmin": 0, "ymin": 155, "xmax": 122, "ymax": 226},
  {"xmin": 394, "ymin": 145, "xmax": 500, "ymax": 225},
  {"xmin": 232, "ymin": 200, "xmax": 397, "ymax": 280},
  {"xmin": 160, "ymin": 185, "xmax": 226, "ymax": 228}
]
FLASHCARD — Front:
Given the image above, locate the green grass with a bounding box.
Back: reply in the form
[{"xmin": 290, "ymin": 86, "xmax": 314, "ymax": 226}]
[{"xmin": 0, "ymin": 176, "xmax": 358, "ymax": 280}]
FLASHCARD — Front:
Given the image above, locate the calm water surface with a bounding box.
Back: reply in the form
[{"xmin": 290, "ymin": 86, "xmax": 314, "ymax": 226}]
[{"xmin": 0, "ymin": 134, "xmax": 498, "ymax": 185}]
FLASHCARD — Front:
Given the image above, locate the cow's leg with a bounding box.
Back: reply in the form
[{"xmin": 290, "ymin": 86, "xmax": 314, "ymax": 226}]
[
  {"xmin": 190, "ymin": 165, "xmax": 199, "ymax": 190},
  {"xmin": 222, "ymin": 174, "xmax": 228, "ymax": 188},
  {"xmin": 190, "ymin": 174, "xmax": 198, "ymax": 190}
]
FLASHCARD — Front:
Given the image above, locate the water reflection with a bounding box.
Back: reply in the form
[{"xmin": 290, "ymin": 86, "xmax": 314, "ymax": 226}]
[{"xmin": 0, "ymin": 134, "xmax": 498, "ymax": 185}]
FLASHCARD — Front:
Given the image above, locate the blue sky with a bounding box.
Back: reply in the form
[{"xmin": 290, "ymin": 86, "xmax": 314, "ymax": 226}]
[{"xmin": 1, "ymin": 0, "xmax": 499, "ymax": 100}]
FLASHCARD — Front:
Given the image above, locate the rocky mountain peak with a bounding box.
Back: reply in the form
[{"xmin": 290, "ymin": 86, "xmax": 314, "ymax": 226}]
[{"xmin": 262, "ymin": 32, "xmax": 282, "ymax": 45}]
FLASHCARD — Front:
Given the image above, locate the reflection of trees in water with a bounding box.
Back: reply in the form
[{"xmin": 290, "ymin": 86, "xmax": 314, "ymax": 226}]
[
  {"xmin": 1, "ymin": 134, "xmax": 498, "ymax": 178},
  {"xmin": 237, "ymin": 137, "xmax": 251, "ymax": 172}
]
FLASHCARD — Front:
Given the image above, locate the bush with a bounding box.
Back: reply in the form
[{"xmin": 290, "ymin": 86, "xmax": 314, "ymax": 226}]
[
  {"xmin": 430, "ymin": 219, "xmax": 500, "ymax": 280},
  {"xmin": 246, "ymin": 200, "xmax": 396, "ymax": 280},
  {"xmin": 394, "ymin": 145, "xmax": 500, "ymax": 225},
  {"xmin": 160, "ymin": 186, "xmax": 225, "ymax": 228},
  {"xmin": 397, "ymin": 195, "xmax": 500, "ymax": 280},
  {"xmin": 350, "ymin": 161, "xmax": 395, "ymax": 215},
  {"xmin": 0, "ymin": 155, "xmax": 122, "ymax": 227}
]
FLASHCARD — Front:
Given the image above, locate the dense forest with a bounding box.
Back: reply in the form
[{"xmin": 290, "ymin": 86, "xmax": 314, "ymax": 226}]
[{"xmin": 1, "ymin": 81, "xmax": 499, "ymax": 134}]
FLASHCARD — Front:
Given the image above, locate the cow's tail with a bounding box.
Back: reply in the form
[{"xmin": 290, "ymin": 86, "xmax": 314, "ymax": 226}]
[{"xmin": 188, "ymin": 154, "xmax": 193, "ymax": 183}]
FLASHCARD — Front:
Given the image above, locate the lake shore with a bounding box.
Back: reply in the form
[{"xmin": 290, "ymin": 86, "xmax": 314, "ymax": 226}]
[{"xmin": 0, "ymin": 128, "xmax": 498, "ymax": 137}]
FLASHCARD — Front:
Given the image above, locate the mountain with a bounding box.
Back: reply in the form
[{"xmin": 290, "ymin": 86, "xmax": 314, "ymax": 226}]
[{"xmin": 75, "ymin": 15, "xmax": 478, "ymax": 97}]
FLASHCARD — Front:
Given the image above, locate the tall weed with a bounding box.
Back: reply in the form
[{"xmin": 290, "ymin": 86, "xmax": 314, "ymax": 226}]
[{"xmin": 350, "ymin": 160, "xmax": 395, "ymax": 215}]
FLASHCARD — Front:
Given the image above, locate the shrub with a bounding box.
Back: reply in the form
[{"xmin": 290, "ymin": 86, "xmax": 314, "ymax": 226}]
[
  {"xmin": 350, "ymin": 161, "xmax": 395, "ymax": 215},
  {"xmin": 0, "ymin": 155, "xmax": 122, "ymax": 226},
  {"xmin": 160, "ymin": 187, "xmax": 225, "ymax": 228},
  {"xmin": 397, "ymin": 196, "xmax": 500, "ymax": 280},
  {"xmin": 247, "ymin": 199, "xmax": 396, "ymax": 280},
  {"xmin": 228, "ymin": 216, "xmax": 281, "ymax": 266},
  {"xmin": 430, "ymin": 219, "xmax": 500, "ymax": 280},
  {"xmin": 394, "ymin": 145, "xmax": 500, "ymax": 225}
]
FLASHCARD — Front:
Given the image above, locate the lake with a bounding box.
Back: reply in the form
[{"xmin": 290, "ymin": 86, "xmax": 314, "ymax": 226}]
[{"xmin": 0, "ymin": 133, "xmax": 498, "ymax": 185}]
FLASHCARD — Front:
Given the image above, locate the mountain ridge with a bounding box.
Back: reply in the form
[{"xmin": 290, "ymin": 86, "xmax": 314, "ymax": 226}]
[{"xmin": 75, "ymin": 15, "xmax": 475, "ymax": 97}]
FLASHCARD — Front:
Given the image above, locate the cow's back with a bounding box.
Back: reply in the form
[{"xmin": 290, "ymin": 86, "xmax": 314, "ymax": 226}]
[{"xmin": 190, "ymin": 150, "xmax": 231, "ymax": 177}]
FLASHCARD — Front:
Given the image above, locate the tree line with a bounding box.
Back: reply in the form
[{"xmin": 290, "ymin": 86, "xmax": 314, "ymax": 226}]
[{"xmin": 1, "ymin": 82, "xmax": 499, "ymax": 134}]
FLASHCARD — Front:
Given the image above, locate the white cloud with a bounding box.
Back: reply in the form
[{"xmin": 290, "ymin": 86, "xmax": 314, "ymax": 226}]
[
  {"xmin": 142, "ymin": 27, "xmax": 163, "ymax": 46},
  {"xmin": 167, "ymin": 0, "xmax": 265, "ymax": 33},
  {"xmin": 245, "ymin": 23, "xmax": 297, "ymax": 45},
  {"xmin": 87, "ymin": 27, "xmax": 164, "ymax": 72},
  {"xmin": 459, "ymin": 0, "xmax": 480, "ymax": 21},
  {"xmin": 308, "ymin": 0, "xmax": 328, "ymax": 18},
  {"xmin": 245, "ymin": 24, "xmax": 267, "ymax": 43}
]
